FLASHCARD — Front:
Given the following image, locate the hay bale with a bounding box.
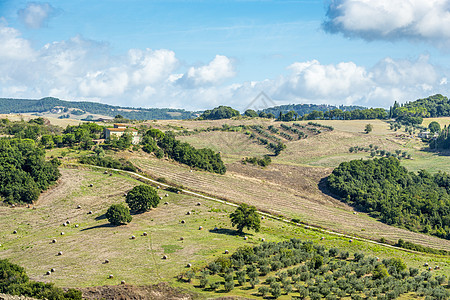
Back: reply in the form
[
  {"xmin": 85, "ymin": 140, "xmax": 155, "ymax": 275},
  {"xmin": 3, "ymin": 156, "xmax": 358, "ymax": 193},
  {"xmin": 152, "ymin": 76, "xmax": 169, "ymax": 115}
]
[
  {"xmin": 131, "ymin": 235, "xmax": 136, "ymax": 239},
  {"xmin": 60, "ymin": 232, "xmax": 65, "ymax": 235},
  {"xmin": 124, "ymin": 193, "xmax": 127, "ymax": 196},
  {"xmin": 165, "ymin": 194, "xmax": 169, "ymax": 197},
  {"xmin": 104, "ymin": 171, "xmax": 108, "ymax": 174},
  {"xmin": 63, "ymin": 223, "xmax": 67, "ymax": 226},
  {"xmin": 164, "ymin": 202, "xmax": 169, "ymax": 205},
  {"xmin": 186, "ymin": 211, "xmax": 191, "ymax": 215},
  {"xmin": 244, "ymin": 236, "xmax": 248, "ymax": 240},
  {"xmin": 353, "ymin": 212, "xmax": 357, "ymax": 215},
  {"xmin": 77, "ymin": 205, "xmax": 81, "ymax": 209},
  {"xmin": 198, "ymin": 226, "xmax": 203, "ymax": 230},
  {"xmin": 109, "ymin": 173, "xmax": 113, "ymax": 176},
  {"xmin": 46, "ymin": 271, "xmax": 51, "ymax": 275},
  {"xmin": 143, "ymin": 232, "xmax": 148, "ymax": 236},
  {"xmin": 51, "ymin": 268, "xmax": 55, "ymax": 272},
  {"xmin": 11, "ymin": 204, "xmax": 15, "ymax": 208},
  {"xmin": 88, "ymin": 211, "xmax": 93, "ymax": 214},
  {"xmin": 428, "ymin": 267, "xmax": 432, "ymax": 271},
  {"xmin": 89, "ymin": 184, "xmax": 93, "ymax": 187},
  {"xmin": 189, "ymin": 170, "xmax": 193, "ymax": 173},
  {"xmin": 349, "ymin": 239, "xmax": 353, "ymax": 243},
  {"xmin": 177, "ymin": 191, "xmax": 181, "ymax": 194},
  {"xmin": 13, "ymin": 230, "xmax": 17, "ymax": 234},
  {"xmin": 57, "ymin": 251, "xmax": 63, "ymax": 256},
  {"xmin": 157, "ymin": 186, "xmax": 161, "ymax": 189},
  {"xmin": 187, "ymin": 263, "xmax": 192, "ymax": 268},
  {"xmin": 181, "ymin": 220, "xmax": 185, "ymax": 224},
  {"xmin": 109, "ymin": 274, "xmax": 114, "ymax": 279},
  {"xmin": 162, "ymin": 255, "xmax": 168, "ymax": 260},
  {"xmin": 121, "ymin": 280, "xmax": 126, "ymax": 284},
  {"xmin": 261, "ymin": 216, "xmax": 265, "ymax": 220},
  {"xmin": 179, "ymin": 237, "xmax": 184, "ymax": 241},
  {"xmin": 424, "ymin": 263, "xmax": 429, "ymax": 266},
  {"xmin": 52, "ymin": 239, "xmax": 57, "ymax": 243},
  {"xmin": 224, "ymin": 250, "xmax": 229, "ymax": 254},
  {"xmin": 104, "ymin": 259, "xmax": 109, "ymax": 264},
  {"xmin": 75, "ymin": 224, "xmax": 79, "ymax": 228},
  {"xmin": 66, "ymin": 220, "xmax": 70, "ymax": 224},
  {"xmin": 159, "ymin": 196, "xmax": 163, "ymax": 200},
  {"xmin": 320, "ymin": 237, "xmax": 324, "ymax": 240},
  {"xmin": 435, "ymin": 266, "xmax": 440, "ymax": 270},
  {"xmin": 261, "ymin": 238, "xmax": 265, "ymax": 242},
  {"xmin": 196, "ymin": 202, "xmax": 201, "ymax": 206}
]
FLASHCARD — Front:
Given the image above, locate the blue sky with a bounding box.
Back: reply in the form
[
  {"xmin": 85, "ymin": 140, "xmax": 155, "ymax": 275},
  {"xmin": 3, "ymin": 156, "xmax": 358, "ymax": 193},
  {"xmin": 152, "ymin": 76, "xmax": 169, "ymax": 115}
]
[{"xmin": 1, "ymin": 0, "xmax": 450, "ymax": 110}]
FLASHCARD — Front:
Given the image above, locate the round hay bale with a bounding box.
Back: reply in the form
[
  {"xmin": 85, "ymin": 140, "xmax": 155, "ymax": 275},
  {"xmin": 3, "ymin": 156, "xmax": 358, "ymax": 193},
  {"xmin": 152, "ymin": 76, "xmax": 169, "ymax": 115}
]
[
  {"xmin": 143, "ymin": 232, "xmax": 148, "ymax": 236},
  {"xmin": 198, "ymin": 226, "xmax": 203, "ymax": 230},
  {"xmin": 121, "ymin": 280, "xmax": 126, "ymax": 285},
  {"xmin": 60, "ymin": 232, "xmax": 65, "ymax": 235},
  {"xmin": 424, "ymin": 263, "xmax": 429, "ymax": 266},
  {"xmin": 131, "ymin": 235, "xmax": 136, "ymax": 239},
  {"xmin": 157, "ymin": 186, "xmax": 161, "ymax": 189},
  {"xmin": 244, "ymin": 236, "xmax": 248, "ymax": 240},
  {"xmin": 88, "ymin": 211, "xmax": 93, "ymax": 214},
  {"xmin": 109, "ymin": 173, "xmax": 113, "ymax": 176},
  {"xmin": 104, "ymin": 259, "xmax": 109, "ymax": 264},
  {"xmin": 77, "ymin": 205, "xmax": 81, "ymax": 209},
  {"xmin": 51, "ymin": 268, "xmax": 55, "ymax": 273},
  {"xmin": 179, "ymin": 237, "xmax": 184, "ymax": 241},
  {"xmin": 89, "ymin": 184, "xmax": 93, "ymax": 187},
  {"xmin": 75, "ymin": 224, "xmax": 79, "ymax": 228},
  {"xmin": 46, "ymin": 271, "xmax": 51, "ymax": 275},
  {"xmin": 66, "ymin": 220, "xmax": 70, "ymax": 224},
  {"xmin": 224, "ymin": 250, "xmax": 229, "ymax": 254},
  {"xmin": 159, "ymin": 196, "xmax": 163, "ymax": 200},
  {"xmin": 63, "ymin": 223, "xmax": 67, "ymax": 226},
  {"xmin": 57, "ymin": 251, "xmax": 63, "ymax": 256},
  {"xmin": 261, "ymin": 216, "xmax": 265, "ymax": 220},
  {"xmin": 181, "ymin": 220, "xmax": 185, "ymax": 224},
  {"xmin": 162, "ymin": 255, "xmax": 168, "ymax": 260},
  {"xmin": 353, "ymin": 212, "xmax": 357, "ymax": 215},
  {"xmin": 376, "ymin": 257, "xmax": 380, "ymax": 261},
  {"xmin": 177, "ymin": 191, "xmax": 181, "ymax": 194},
  {"xmin": 13, "ymin": 230, "xmax": 17, "ymax": 234},
  {"xmin": 164, "ymin": 202, "xmax": 169, "ymax": 205},
  {"xmin": 187, "ymin": 263, "xmax": 192, "ymax": 268},
  {"xmin": 320, "ymin": 237, "xmax": 324, "ymax": 240},
  {"xmin": 52, "ymin": 239, "xmax": 57, "ymax": 243},
  {"xmin": 104, "ymin": 171, "xmax": 108, "ymax": 174},
  {"xmin": 196, "ymin": 202, "xmax": 201, "ymax": 206},
  {"xmin": 108, "ymin": 274, "xmax": 114, "ymax": 279},
  {"xmin": 428, "ymin": 267, "xmax": 432, "ymax": 271},
  {"xmin": 124, "ymin": 193, "xmax": 127, "ymax": 197},
  {"xmin": 11, "ymin": 204, "xmax": 15, "ymax": 208},
  {"xmin": 186, "ymin": 211, "xmax": 191, "ymax": 215},
  {"xmin": 261, "ymin": 238, "xmax": 265, "ymax": 242},
  {"xmin": 349, "ymin": 239, "xmax": 353, "ymax": 243},
  {"xmin": 435, "ymin": 266, "xmax": 440, "ymax": 270},
  {"xmin": 165, "ymin": 194, "xmax": 169, "ymax": 197}
]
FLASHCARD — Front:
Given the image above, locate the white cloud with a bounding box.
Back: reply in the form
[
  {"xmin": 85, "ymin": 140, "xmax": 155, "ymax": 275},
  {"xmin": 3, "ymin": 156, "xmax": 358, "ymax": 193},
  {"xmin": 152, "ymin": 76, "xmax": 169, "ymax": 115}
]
[
  {"xmin": 18, "ymin": 2, "xmax": 56, "ymax": 29},
  {"xmin": 324, "ymin": 0, "xmax": 450, "ymax": 47},
  {"xmin": 0, "ymin": 24, "xmax": 35, "ymax": 61},
  {"xmin": 178, "ymin": 55, "xmax": 235, "ymax": 87}
]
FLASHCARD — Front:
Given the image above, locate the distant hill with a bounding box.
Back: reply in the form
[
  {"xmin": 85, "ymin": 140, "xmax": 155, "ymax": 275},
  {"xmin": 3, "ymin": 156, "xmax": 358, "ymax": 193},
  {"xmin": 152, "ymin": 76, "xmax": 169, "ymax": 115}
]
[
  {"xmin": 259, "ymin": 103, "xmax": 366, "ymax": 117},
  {"xmin": 0, "ymin": 97, "xmax": 199, "ymax": 120}
]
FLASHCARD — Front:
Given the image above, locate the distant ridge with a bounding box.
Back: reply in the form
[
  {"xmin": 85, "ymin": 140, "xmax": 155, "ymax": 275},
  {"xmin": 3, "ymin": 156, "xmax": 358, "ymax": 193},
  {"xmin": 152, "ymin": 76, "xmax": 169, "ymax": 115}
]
[
  {"xmin": 0, "ymin": 97, "xmax": 199, "ymax": 120},
  {"xmin": 259, "ymin": 103, "xmax": 366, "ymax": 117}
]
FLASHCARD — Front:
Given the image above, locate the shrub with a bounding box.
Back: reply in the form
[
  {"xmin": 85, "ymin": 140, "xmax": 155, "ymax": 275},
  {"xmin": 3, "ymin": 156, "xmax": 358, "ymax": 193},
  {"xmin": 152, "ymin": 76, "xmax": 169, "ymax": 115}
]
[
  {"xmin": 126, "ymin": 185, "xmax": 159, "ymax": 212},
  {"xmin": 106, "ymin": 203, "xmax": 132, "ymax": 225}
]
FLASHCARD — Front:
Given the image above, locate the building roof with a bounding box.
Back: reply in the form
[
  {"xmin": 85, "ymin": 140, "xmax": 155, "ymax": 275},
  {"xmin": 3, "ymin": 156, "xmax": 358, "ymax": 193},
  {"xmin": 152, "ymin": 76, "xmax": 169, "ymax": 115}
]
[{"xmin": 106, "ymin": 127, "xmax": 138, "ymax": 132}]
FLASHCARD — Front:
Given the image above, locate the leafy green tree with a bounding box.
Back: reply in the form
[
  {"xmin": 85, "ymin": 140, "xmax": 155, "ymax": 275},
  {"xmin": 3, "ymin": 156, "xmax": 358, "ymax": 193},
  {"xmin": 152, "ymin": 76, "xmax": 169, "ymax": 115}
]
[
  {"xmin": 428, "ymin": 121, "xmax": 441, "ymax": 133},
  {"xmin": 126, "ymin": 185, "xmax": 159, "ymax": 212},
  {"xmin": 199, "ymin": 106, "xmax": 240, "ymax": 120},
  {"xmin": 230, "ymin": 203, "xmax": 261, "ymax": 234},
  {"xmin": 244, "ymin": 109, "xmax": 258, "ymax": 118},
  {"xmin": 365, "ymin": 123, "xmax": 373, "ymax": 134},
  {"xmin": 372, "ymin": 264, "xmax": 389, "ymax": 279},
  {"xmin": 106, "ymin": 203, "xmax": 132, "ymax": 225}
]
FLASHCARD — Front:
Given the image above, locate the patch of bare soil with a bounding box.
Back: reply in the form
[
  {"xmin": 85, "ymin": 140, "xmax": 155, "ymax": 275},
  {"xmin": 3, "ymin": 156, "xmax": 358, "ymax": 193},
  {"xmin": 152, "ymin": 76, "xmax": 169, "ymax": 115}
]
[{"xmin": 80, "ymin": 283, "xmax": 197, "ymax": 300}]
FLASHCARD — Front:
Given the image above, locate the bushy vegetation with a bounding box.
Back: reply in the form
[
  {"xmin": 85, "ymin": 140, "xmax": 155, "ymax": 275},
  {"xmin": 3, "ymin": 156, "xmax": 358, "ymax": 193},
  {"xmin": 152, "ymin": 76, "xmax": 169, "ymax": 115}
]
[
  {"xmin": 259, "ymin": 103, "xmax": 365, "ymax": 119},
  {"xmin": 78, "ymin": 155, "xmax": 137, "ymax": 172},
  {"xmin": 276, "ymin": 108, "xmax": 387, "ymax": 122},
  {"xmin": 182, "ymin": 239, "xmax": 448, "ymax": 299},
  {"xmin": 0, "ymin": 138, "xmax": 60, "ymax": 204},
  {"xmin": 430, "ymin": 125, "xmax": 450, "ymax": 150},
  {"xmin": 198, "ymin": 106, "xmax": 240, "ymax": 120},
  {"xmin": 106, "ymin": 203, "xmax": 132, "ymax": 225},
  {"xmin": 327, "ymin": 157, "xmax": 450, "ymax": 239},
  {"xmin": 348, "ymin": 145, "xmax": 411, "ymax": 160},
  {"xmin": 242, "ymin": 155, "xmax": 271, "ymax": 167},
  {"xmin": 391, "ymin": 94, "xmax": 450, "ymax": 121},
  {"xmin": 126, "ymin": 185, "xmax": 159, "ymax": 212},
  {"xmin": 0, "ymin": 259, "xmax": 81, "ymax": 299}
]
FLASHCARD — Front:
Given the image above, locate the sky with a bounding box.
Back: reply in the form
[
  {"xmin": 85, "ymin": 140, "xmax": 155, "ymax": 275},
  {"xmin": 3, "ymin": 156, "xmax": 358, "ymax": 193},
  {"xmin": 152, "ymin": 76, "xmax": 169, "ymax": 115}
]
[{"xmin": 1, "ymin": 0, "xmax": 450, "ymax": 111}]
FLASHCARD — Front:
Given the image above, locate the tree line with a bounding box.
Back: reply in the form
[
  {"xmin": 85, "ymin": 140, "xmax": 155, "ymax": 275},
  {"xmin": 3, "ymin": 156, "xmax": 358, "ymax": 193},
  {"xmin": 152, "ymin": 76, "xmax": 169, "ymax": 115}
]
[{"xmin": 327, "ymin": 157, "xmax": 450, "ymax": 239}]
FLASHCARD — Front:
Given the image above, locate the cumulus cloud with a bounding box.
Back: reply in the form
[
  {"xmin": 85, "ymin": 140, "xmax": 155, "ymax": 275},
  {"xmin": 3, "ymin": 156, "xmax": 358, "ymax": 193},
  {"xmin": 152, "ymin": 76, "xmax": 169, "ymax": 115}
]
[
  {"xmin": 324, "ymin": 0, "xmax": 450, "ymax": 47},
  {"xmin": 177, "ymin": 55, "xmax": 235, "ymax": 87},
  {"xmin": 0, "ymin": 22, "xmax": 449, "ymax": 110},
  {"xmin": 18, "ymin": 2, "xmax": 56, "ymax": 29}
]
